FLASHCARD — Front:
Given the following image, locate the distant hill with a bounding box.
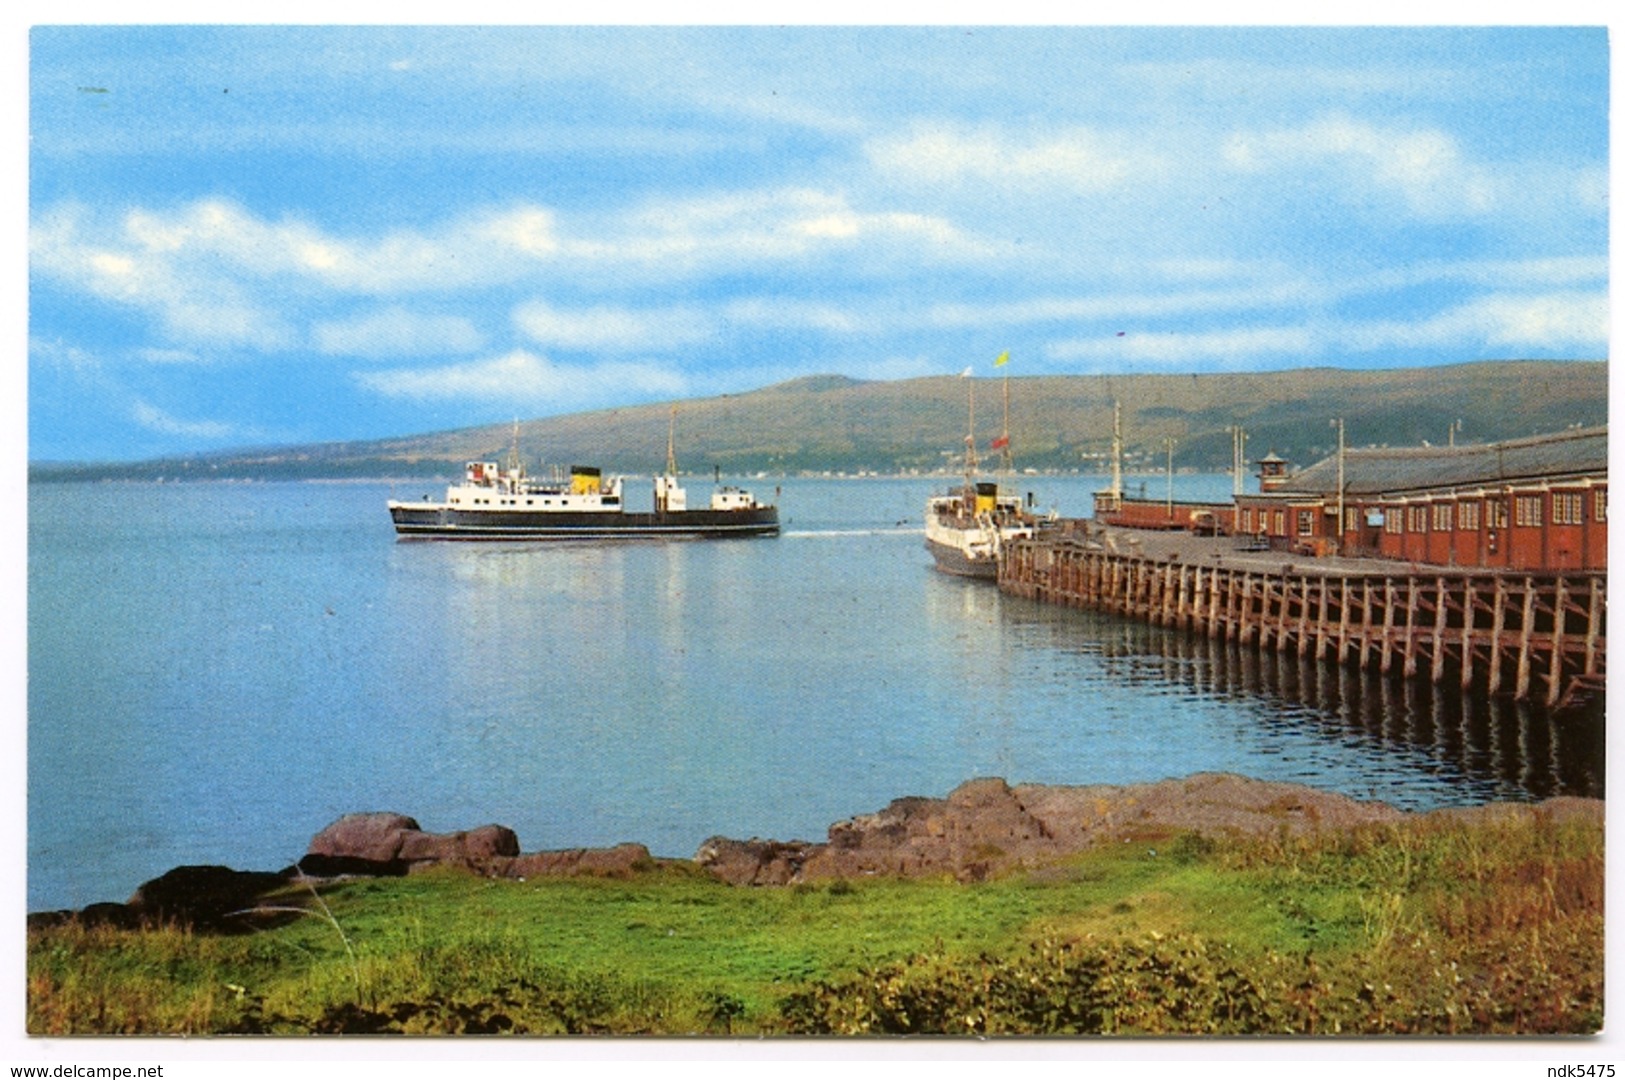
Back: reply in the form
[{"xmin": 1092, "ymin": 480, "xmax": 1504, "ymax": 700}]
[{"xmin": 29, "ymin": 360, "xmax": 1608, "ymax": 482}]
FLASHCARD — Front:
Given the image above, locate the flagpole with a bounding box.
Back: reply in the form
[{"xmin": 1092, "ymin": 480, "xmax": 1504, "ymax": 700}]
[
  {"xmin": 992, "ymin": 350, "xmax": 1012, "ymax": 477},
  {"xmin": 1001, "ymin": 368, "xmax": 1011, "ymax": 476},
  {"xmin": 964, "ymin": 370, "xmax": 977, "ymax": 492}
]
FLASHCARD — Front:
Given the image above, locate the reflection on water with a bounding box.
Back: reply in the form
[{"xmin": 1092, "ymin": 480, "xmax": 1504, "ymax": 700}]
[{"xmin": 1000, "ymin": 593, "xmax": 1604, "ymax": 802}]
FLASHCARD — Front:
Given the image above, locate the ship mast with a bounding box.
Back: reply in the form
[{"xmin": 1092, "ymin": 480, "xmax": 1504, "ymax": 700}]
[
  {"xmin": 666, "ymin": 404, "xmax": 679, "ymax": 476},
  {"xmin": 1110, "ymin": 400, "xmax": 1123, "ymax": 501},
  {"xmin": 963, "ymin": 373, "xmax": 979, "ymax": 494}
]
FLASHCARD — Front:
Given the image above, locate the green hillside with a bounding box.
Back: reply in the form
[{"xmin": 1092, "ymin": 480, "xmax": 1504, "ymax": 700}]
[{"xmin": 30, "ymin": 360, "xmax": 1608, "ymax": 481}]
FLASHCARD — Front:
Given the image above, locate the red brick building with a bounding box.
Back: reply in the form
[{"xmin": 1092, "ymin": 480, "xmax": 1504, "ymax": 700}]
[{"xmin": 1233, "ymin": 426, "xmax": 1607, "ymax": 571}]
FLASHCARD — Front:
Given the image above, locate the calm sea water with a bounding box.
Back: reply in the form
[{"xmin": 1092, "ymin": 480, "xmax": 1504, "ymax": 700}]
[{"xmin": 27, "ymin": 475, "xmax": 1602, "ymax": 912}]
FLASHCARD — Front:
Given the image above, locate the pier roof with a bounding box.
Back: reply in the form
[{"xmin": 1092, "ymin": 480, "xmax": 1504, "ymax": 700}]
[{"xmin": 1272, "ymin": 425, "xmax": 1606, "ymax": 498}]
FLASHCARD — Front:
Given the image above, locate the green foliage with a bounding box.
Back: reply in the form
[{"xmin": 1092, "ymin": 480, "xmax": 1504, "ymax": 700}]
[
  {"xmin": 774, "ymin": 912, "xmax": 1603, "ymax": 1037},
  {"xmin": 779, "ymin": 933, "xmax": 1293, "ymax": 1035},
  {"xmin": 28, "ymin": 810, "xmax": 1603, "ymax": 1035}
]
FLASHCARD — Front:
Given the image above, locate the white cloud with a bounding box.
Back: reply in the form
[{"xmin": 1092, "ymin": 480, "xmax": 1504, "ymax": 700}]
[
  {"xmin": 314, "ymin": 307, "xmax": 484, "ymax": 358},
  {"xmin": 587, "ymin": 188, "xmax": 986, "ymax": 268},
  {"xmin": 269, "ymin": 206, "xmax": 562, "ymax": 293},
  {"xmin": 34, "ymin": 190, "xmax": 984, "ymax": 336},
  {"xmin": 867, "ymin": 124, "xmax": 1156, "ymax": 191},
  {"xmin": 1353, "ymin": 257, "xmax": 1608, "ymax": 293},
  {"xmin": 32, "ymin": 199, "xmax": 568, "ymax": 307},
  {"xmin": 1338, "ymin": 292, "xmax": 1608, "ymax": 353},
  {"xmin": 355, "ymin": 349, "xmax": 687, "ymax": 406},
  {"xmin": 32, "ymin": 202, "xmax": 299, "ymax": 350},
  {"xmin": 925, "ymin": 281, "xmax": 1326, "ymax": 331},
  {"xmin": 513, "ymin": 301, "xmax": 714, "ymax": 352},
  {"xmin": 135, "ymin": 347, "xmax": 209, "ymax": 365},
  {"xmin": 1573, "ymin": 166, "xmax": 1608, "ymax": 211},
  {"xmin": 29, "ymin": 337, "xmax": 105, "ymax": 375},
  {"xmin": 130, "ymin": 400, "xmax": 235, "ymax": 440},
  {"xmin": 1222, "ymin": 113, "xmax": 1497, "ymax": 216},
  {"xmin": 1474, "ymin": 292, "xmax": 1608, "ymax": 349},
  {"xmin": 1044, "ymin": 289, "xmax": 1607, "ymax": 369}
]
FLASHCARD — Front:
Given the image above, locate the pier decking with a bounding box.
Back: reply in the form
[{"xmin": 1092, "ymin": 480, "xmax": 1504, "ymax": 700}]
[{"xmin": 999, "ymin": 522, "xmax": 1606, "ymax": 708}]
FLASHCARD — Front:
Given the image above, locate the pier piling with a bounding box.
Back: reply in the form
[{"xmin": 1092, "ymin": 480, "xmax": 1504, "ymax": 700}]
[{"xmin": 999, "ymin": 528, "xmax": 1605, "ymax": 707}]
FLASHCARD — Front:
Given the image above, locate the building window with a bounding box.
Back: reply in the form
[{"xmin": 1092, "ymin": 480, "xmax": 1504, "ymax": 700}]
[
  {"xmin": 1552, "ymin": 492, "xmax": 1584, "ymax": 525},
  {"xmin": 1273, "ymin": 510, "xmax": 1284, "ymax": 535},
  {"xmin": 1515, "ymin": 494, "xmax": 1543, "ymax": 527},
  {"xmin": 1387, "ymin": 508, "xmax": 1403, "ymax": 534},
  {"xmin": 1344, "ymin": 507, "xmax": 1358, "ymax": 532},
  {"xmin": 1409, "ymin": 505, "xmax": 1427, "ymax": 532},
  {"xmin": 1596, "ymin": 489, "xmax": 1607, "ymax": 523},
  {"xmin": 1487, "ymin": 499, "xmax": 1509, "ymax": 529},
  {"xmin": 1432, "ymin": 503, "xmax": 1453, "ymax": 531},
  {"xmin": 1297, "ymin": 510, "xmax": 1314, "ymax": 536},
  {"xmin": 1458, "ymin": 501, "xmax": 1480, "ymax": 531},
  {"xmin": 1242, "ymin": 508, "xmax": 1254, "ymax": 533}
]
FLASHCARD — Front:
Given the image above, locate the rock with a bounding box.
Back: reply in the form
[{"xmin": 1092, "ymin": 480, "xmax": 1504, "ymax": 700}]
[
  {"xmin": 300, "ymin": 812, "xmax": 420, "ymax": 876},
  {"xmin": 397, "ymin": 824, "xmax": 520, "ymax": 870},
  {"xmin": 801, "ymin": 778, "xmax": 1055, "ymax": 882},
  {"xmin": 27, "ymin": 902, "xmax": 140, "ymax": 932},
  {"xmin": 297, "ymin": 812, "xmax": 658, "ymax": 882},
  {"xmin": 693, "ymin": 838, "xmax": 816, "ymax": 886},
  {"xmin": 300, "ymin": 815, "xmax": 518, "ymax": 876},
  {"xmin": 502, "ymin": 843, "xmax": 655, "ymax": 881},
  {"xmin": 1017, "ymin": 773, "xmax": 1404, "ymax": 848},
  {"xmin": 302, "ymin": 814, "xmax": 521, "ymax": 877},
  {"xmin": 696, "ymin": 774, "xmax": 1409, "ymax": 886},
  {"xmin": 125, "ymin": 865, "xmax": 295, "ymax": 931}
]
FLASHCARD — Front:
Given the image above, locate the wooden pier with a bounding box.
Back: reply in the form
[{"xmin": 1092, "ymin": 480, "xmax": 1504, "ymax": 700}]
[{"xmin": 999, "ymin": 524, "xmax": 1606, "ymax": 708}]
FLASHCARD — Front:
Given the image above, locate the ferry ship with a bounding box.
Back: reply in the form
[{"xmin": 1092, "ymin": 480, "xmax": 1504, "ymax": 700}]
[
  {"xmin": 924, "ymin": 480, "xmax": 1036, "ymax": 579},
  {"xmin": 923, "ymin": 361, "xmax": 1039, "ymax": 579},
  {"xmin": 388, "ymin": 418, "xmax": 778, "ymax": 540}
]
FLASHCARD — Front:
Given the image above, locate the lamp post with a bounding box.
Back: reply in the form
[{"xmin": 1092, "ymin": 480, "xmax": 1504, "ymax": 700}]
[
  {"xmin": 1230, "ymin": 425, "xmax": 1247, "ymax": 497},
  {"xmin": 1331, "ymin": 418, "xmax": 1345, "ymax": 556},
  {"xmin": 1164, "ymin": 436, "xmax": 1177, "ymax": 521}
]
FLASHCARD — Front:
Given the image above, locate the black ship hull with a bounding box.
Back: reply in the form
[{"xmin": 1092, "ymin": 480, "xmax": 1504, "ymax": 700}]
[{"xmin": 390, "ymin": 504, "xmax": 779, "ymax": 540}]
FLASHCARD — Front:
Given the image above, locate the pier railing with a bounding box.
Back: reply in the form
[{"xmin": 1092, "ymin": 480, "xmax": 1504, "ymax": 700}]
[{"xmin": 999, "ymin": 529, "xmax": 1605, "ymax": 708}]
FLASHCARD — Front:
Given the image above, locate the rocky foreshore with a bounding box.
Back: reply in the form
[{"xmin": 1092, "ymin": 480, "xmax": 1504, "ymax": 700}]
[{"xmin": 29, "ymin": 773, "xmax": 1603, "ymax": 932}]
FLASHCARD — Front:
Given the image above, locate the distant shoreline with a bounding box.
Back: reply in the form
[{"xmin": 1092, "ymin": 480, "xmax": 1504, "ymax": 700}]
[{"xmin": 28, "ymin": 360, "xmax": 1609, "ymax": 483}]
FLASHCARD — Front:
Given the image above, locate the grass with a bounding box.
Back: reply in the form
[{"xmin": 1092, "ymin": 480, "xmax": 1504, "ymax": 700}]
[{"xmin": 28, "ymin": 808, "xmax": 1602, "ymax": 1035}]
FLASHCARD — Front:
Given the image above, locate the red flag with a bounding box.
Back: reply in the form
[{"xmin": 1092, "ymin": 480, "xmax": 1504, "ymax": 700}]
[{"xmin": 990, "ymin": 435, "xmax": 1010, "ymax": 450}]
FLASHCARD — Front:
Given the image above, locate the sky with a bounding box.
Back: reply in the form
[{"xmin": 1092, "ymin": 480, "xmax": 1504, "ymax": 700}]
[{"xmin": 25, "ymin": 23, "xmax": 1611, "ymax": 462}]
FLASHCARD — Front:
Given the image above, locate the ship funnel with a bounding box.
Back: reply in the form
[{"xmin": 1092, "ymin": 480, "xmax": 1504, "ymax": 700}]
[
  {"xmin": 975, "ymin": 481, "xmax": 998, "ymax": 515},
  {"xmin": 570, "ymin": 466, "xmax": 602, "ymax": 495}
]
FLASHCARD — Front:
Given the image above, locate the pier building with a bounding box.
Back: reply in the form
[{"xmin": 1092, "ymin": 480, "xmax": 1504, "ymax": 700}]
[{"xmin": 1233, "ymin": 426, "xmax": 1607, "ymax": 572}]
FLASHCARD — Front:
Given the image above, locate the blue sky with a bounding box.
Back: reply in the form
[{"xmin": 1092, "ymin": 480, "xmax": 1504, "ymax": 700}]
[{"xmin": 26, "ymin": 24, "xmax": 1610, "ymax": 462}]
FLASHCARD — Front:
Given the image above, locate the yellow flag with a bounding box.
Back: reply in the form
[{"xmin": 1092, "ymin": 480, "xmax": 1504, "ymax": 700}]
[{"xmin": 994, "ymin": 350, "xmax": 1010, "ymax": 367}]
